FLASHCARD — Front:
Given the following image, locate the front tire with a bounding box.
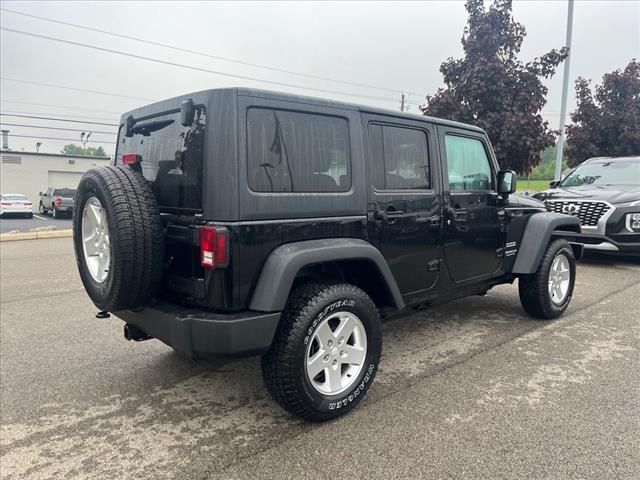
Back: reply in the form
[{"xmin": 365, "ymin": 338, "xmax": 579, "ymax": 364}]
[
  {"xmin": 262, "ymin": 282, "xmax": 382, "ymax": 422},
  {"xmin": 519, "ymin": 239, "xmax": 576, "ymax": 319}
]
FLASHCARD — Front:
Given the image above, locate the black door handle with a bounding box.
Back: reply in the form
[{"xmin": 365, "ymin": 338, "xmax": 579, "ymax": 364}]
[
  {"xmin": 385, "ymin": 209, "xmax": 404, "ymax": 218},
  {"xmin": 374, "ymin": 208, "xmax": 404, "ymax": 222}
]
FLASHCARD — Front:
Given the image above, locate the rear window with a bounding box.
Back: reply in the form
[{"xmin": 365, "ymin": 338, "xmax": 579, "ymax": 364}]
[
  {"xmin": 53, "ymin": 189, "xmax": 76, "ymax": 196},
  {"xmin": 247, "ymin": 108, "xmax": 351, "ymax": 193},
  {"xmin": 2, "ymin": 195, "xmax": 27, "ymax": 201},
  {"xmin": 116, "ymin": 106, "xmax": 206, "ymax": 210}
]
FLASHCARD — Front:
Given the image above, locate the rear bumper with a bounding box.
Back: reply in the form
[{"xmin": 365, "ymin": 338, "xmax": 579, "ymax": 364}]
[
  {"xmin": 0, "ymin": 208, "xmax": 32, "ymax": 215},
  {"xmin": 114, "ymin": 301, "xmax": 281, "ymax": 358}
]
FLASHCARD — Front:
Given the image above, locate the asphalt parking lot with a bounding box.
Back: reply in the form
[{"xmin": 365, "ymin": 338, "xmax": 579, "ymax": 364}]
[
  {"xmin": 1, "ymin": 238, "xmax": 639, "ymax": 480},
  {"xmin": 0, "ymin": 215, "xmax": 73, "ymax": 234}
]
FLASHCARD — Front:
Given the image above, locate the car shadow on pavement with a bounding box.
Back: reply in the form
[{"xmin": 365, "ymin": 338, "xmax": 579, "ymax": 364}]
[{"xmin": 580, "ymin": 252, "xmax": 639, "ymax": 267}]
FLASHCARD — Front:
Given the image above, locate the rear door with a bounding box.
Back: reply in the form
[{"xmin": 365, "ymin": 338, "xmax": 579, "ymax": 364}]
[
  {"xmin": 363, "ymin": 114, "xmax": 443, "ymax": 305},
  {"xmin": 438, "ymin": 127, "xmax": 507, "ymax": 283}
]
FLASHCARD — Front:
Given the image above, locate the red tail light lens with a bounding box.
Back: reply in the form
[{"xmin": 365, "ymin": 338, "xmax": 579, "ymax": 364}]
[
  {"xmin": 199, "ymin": 226, "xmax": 229, "ymax": 269},
  {"xmin": 0, "ymin": 202, "xmax": 10, "ymax": 206},
  {"xmin": 122, "ymin": 153, "xmax": 142, "ymax": 165},
  {"xmin": 54, "ymin": 197, "xmax": 62, "ymax": 206}
]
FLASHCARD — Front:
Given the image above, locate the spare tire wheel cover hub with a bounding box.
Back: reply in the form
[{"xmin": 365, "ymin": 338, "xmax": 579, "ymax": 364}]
[{"xmin": 82, "ymin": 196, "xmax": 111, "ymax": 283}]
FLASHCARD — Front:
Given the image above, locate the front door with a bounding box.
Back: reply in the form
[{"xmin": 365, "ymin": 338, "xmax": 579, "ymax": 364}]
[
  {"xmin": 364, "ymin": 115, "xmax": 443, "ymax": 305},
  {"xmin": 439, "ymin": 127, "xmax": 507, "ymax": 283}
]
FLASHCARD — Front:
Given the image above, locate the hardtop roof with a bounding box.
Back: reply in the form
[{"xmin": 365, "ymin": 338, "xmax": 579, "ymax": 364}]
[{"xmin": 120, "ymin": 87, "xmax": 485, "ymax": 134}]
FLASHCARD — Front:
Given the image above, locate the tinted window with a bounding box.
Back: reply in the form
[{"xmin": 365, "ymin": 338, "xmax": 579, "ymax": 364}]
[
  {"xmin": 53, "ymin": 188, "xmax": 76, "ymax": 196},
  {"xmin": 2, "ymin": 195, "xmax": 27, "ymax": 201},
  {"xmin": 369, "ymin": 124, "xmax": 430, "ymax": 190},
  {"xmin": 247, "ymin": 108, "xmax": 351, "ymax": 193},
  {"xmin": 445, "ymin": 135, "xmax": 493, "ymax": 191},
  {"xmin": 117, "ymin": 107, "xmax": 206, "ymax": 210}
]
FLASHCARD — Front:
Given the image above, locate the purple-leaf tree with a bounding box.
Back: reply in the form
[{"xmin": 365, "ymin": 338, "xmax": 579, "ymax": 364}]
[
  {"xmin": 420, "ymin": 0, "xmax": 568, "ymax": 174},
  {"xmin": 565, "ymin": 59, "xmax": 640, "ymax": 167}
]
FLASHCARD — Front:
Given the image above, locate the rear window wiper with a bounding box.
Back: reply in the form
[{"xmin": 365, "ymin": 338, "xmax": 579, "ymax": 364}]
[{"xmin": 128, "ymin": 119, "xmax": 174, "ymax": 137}]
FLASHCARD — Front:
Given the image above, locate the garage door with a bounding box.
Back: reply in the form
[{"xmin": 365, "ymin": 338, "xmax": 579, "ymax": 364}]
[{"xmin": 47, "ymin": 171, "xmax": 84, "ymax": 189}]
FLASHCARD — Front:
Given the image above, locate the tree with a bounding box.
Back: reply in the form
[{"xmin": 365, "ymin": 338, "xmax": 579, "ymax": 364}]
[
  {"xmin": 565, "ymin": 60, "xmax": 640, "ymax": 166},
  {"xmin": 61, "ymin": 144, "xmax": 107, "ymax": 157},
  {"xmin": 420, "ymin": 0, "xmax": 568, "ymax": 174}
]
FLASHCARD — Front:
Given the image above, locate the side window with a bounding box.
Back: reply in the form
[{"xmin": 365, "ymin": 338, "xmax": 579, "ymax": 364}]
[
  {"xmin": 247, "ymin": 108, "xmax": 351, "ymax": 193},
  {"xmin": 445, "ymin": 135, "xmax": 493, "ymax": 191},
  {"xmin": 369, "ymin": 124, "xmax": 430, "ymax": 190}
]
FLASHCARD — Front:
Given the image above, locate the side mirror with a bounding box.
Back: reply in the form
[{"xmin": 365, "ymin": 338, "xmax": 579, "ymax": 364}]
[
  {"xmin": 549, "ymin": 180, "xmax": 560, "ymax": 188},
  {"xmin": 497, "ymin": 170, "xmax": 517, "ymax": 196},
  {"xmin": 180, "ymin": 99, "xmax": 195, "ymax": 127}
]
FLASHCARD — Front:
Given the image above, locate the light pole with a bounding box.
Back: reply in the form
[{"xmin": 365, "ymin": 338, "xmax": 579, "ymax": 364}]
[
  {"xmin": 554, "ymin": 0, "xmax": 575, "ymax": 181},
  {"xmin": 80, "ymin": 131, "xmax": 92, "ymax": 152}
]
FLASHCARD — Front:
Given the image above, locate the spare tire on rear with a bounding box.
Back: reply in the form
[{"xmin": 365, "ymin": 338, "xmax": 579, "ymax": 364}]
[{"xmin": 73, "ymin": 165, "xmax": 164, "ymax": 312}]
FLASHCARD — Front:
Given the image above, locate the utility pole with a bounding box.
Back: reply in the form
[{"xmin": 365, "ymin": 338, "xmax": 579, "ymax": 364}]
[{"xmin": 554, "ymin": 0, "xmax": 575, "ymax": 181}]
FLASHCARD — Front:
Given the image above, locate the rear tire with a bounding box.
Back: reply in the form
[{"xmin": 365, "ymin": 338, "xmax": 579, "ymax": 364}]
[
  {"xmin": 39, "ymin": 203, "xmax": 46, "ymax": 215},
  {"xmin": 52, "ymin": 208, "xmax": 58, "ymax": 218},
  {"xmin": 262, "ymin": 282, "xmax": 382, "ymax": 422},
  {"xmin": 519, "ymin": 239, "xmax": 576, "ymax": 319},
  {"xmin": 73, "ymin": 165, "xmax": 164, "ymax": 312}
]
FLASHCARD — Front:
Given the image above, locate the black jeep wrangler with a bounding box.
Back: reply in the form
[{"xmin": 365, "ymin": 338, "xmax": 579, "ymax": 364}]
[{"xmin": 73, "ymin": 88, "xmax": 582, "ymax": 422}]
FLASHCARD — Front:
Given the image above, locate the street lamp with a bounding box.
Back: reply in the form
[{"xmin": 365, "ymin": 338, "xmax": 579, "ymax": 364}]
[{"xmin": 80, "ymin": 132, "xmax": 92, "ymax": 152}]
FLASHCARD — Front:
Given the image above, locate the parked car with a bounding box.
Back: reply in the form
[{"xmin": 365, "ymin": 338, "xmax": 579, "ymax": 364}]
[
  {"xmin": 534, "ymin": 156, "xmax": 640, "ymax": 255},
  {"xmin": 0, "ymin": 193, "xmax": 33, "ymax": 218},
  {"xmin": 39, "ymin": 188, "xmax": 76, "ymax": 218},
  {"xmin": 73, "ymin": 88, "xmax": 582, "ymax": 422}
]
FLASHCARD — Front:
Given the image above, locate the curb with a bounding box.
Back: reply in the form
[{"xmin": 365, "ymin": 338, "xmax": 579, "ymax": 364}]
[{"xmin": 0, "ymin": 229, "xmax": 73, "ymax": 242}]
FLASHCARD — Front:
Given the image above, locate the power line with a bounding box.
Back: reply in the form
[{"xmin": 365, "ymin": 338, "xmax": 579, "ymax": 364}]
[
  {"xmin": 1, "ymin": 109, "xmax": 119, "ymax": 122},
  {"xmin": 0, "ymin": 123, "xmax": 115, "ymax": 135},
  {"xmin": 6, "ymin": 133, "xmax": 116, "ymax": 144},
  {"xmin": 1, "ymin": 77, "xmax": 154, "ymax": 102},
  {"xmin": 1, "ymin": 7, "xmax": 423, "ymax": 97},
  {"xmin": 0, "ymin": 113, "xmax": 118, "ymax": 126},
  {"xmin": 1, "ymin": 27, "xmax": 399, "ymax": 103},
  {"xmin": 1, "ymin": 99, "xmax": 122, "ymax": 115}
]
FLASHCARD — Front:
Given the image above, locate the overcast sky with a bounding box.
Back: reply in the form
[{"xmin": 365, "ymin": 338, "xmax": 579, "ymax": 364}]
[{"xmin": 1, "ymin": 0, "xmax": 638, "ymax": 156}]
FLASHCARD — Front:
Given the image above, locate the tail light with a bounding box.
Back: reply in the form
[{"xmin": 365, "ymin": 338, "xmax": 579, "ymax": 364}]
[
  {"xmin": 0, "ymin": 202, "xmax": 10, "ymax": 206},
  {"xmin": 199, "ymin": 226, "xmax": 229, "ymax": 269},
  {"xmin": 122, "ymin": 153, "xmax": 142, "ymax": 165},
  {"xmin": 55, "ymin": 197, "xmax": 62, "ymax": 206},
  {"xmin": 25, "ymin": 202, "xmax": 32, "ymax": 206}
]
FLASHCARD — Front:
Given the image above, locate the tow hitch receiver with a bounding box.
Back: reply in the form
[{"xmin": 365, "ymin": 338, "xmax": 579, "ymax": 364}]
[{"xmin": 124, "ymin": 324, "xmax": 153, "ymax": 342}]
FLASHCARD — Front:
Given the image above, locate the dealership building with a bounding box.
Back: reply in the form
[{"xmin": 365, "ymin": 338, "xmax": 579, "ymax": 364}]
[{"xmin": 1, "ymin": 145, "xmax": 111, "ymax": 212}]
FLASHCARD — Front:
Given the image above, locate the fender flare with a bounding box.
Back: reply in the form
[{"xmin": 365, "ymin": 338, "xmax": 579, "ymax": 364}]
[
  {"xmin": 512, "ymin": 212, "xmax": 581, "ymax": 274},
  {"xmin": 249, "ymin": 238, "xmax": 405, "ymax": 312}
]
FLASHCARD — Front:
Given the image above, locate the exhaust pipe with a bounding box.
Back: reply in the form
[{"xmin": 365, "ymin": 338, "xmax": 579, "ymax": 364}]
[{"xmin": 124, "ymin": 323, "xmax": 152, "ymax": 342}]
